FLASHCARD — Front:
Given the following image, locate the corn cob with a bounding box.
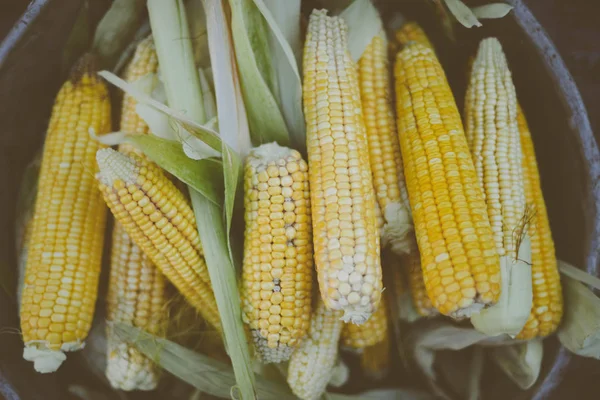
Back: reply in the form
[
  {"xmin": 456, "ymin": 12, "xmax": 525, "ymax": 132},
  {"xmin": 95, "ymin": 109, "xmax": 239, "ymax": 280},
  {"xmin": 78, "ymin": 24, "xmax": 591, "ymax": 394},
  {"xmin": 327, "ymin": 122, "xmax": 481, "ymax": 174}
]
[
  {"xmin": 394, "ymin": 21, "xmax": 434, "ymax": 50},
  {"xmin": 104, "ymin": 35, "xmax": 168, "ymax": 391},
  {"xmin": 358, "ymin": 30, "xmax": 413, "ymax": 255},
  {"xmin": 303, "ymin": 9, "xmax": 382, "ymax": 324},
  {"xmin": 360, "ymin": 333, "xmax": 390, "ymax": 380},
  {"xmin": 341, "ymin": 298, "xmax": 388, "ymax": 349},
  {"xmin": 20, "ymin": 54, "xmax": 111, "ymax": 373},
  {"xmin": 394, "ymin": 42, "xmax": 501, "ymax": 318},
  {"xmin": 241, "ymin": 142, "xmax": 313, "ymax": 363},
  {"xmin": 95, "ymin": 149, "xmax": 221, "ymax": 332},
  {"xmin": 287, "ymin": 298, "xmax": 344, "ymax": 400},
  {"xmin": 465, "ymin": 38, "xmax": 532, "ymax": 336},
  {"xmin": 515, "ymin": 105, "xmax": 563, "ymax": 339},
  {"xmin": 406, "ymin": 253, "xmax": 437, "ymax": 317}
]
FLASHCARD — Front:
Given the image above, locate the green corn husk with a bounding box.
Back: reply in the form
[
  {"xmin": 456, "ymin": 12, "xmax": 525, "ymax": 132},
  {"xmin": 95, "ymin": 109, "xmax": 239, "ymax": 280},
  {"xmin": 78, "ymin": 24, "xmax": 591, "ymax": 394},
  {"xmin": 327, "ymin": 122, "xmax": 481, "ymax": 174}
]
[{"xmin": 489, "ymin": 339, "xmax": 543, "ymax": 390}]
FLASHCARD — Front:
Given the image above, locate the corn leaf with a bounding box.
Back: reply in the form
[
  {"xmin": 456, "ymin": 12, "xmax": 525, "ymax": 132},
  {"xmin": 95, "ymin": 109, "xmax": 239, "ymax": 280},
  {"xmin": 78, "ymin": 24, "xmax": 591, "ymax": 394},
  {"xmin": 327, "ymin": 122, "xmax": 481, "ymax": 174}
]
[
  {"xmin": 253, "ymin": 0, "xmax": 306, "ymax": 152},
  {"xmin": 62, "ymin": 1, "xmax": 90, "ymax": 74},
  {"xmin": 471, "ymin": 4, "xmax": 514, "ymax": 19},
  {"xmin": 558, "ymin": 260, "xmax": 600, "ymax": 290},
  {"xmin": 126, "ymin": 135, "xmax": 223, "ymax": 207},
  {"xmin": 443, "ymin": 0, "xmax": 482, "ymax": 28},
  {"xmin": 490, "ymin": 339, "xmax": 543, "ymax": 390},
  {"xmin": 557, "ymin": 276, "xmax": 600, "ymax": 360},
  {"xmin": 340, "ymin": 0, "xmax": 382, "ymax": 62},
  {"xmin": 113, "ymin": 323, "xmax": 293, "ymax": 399},
  {"xmin": 467, "ymin": 347, "xmax": 483, "ymax": 400},
  {"xmin": 98, "ymin": 70, "xmax": 223, "ymax": 153},
  {"xmin": 186, "ymin": 0, "xmax": 211, "ymax": 69},
  {"xmin": 228, "ymin": 0, "xmax": 290, "ymax": 146},
  {"xmin": 92, "ymin": 0, "xmax": 147, "ymax": 70},
  {"xmin": 190, "ymin": 192, "xmax": 256, "ymax": 399}
]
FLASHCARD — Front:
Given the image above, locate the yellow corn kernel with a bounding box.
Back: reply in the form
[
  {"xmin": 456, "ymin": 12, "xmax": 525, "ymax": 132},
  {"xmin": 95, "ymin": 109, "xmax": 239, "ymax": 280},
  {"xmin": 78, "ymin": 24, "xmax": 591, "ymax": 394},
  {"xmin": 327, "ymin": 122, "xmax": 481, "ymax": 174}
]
[
  {"xmin": 241, "ymin": 142, "xmax": 313, "ymax": 363},
  {"xmin": 360, "ymin": 333, "xmax": 390, "ymax": 380},
  {"xmin": 515, "ymin": 105, "xmax": 563, "ymax": 339},
  {"xmin": 394, "ymin": 21, "xmax": 434, "ymax": 50},
  {"xmin": 358, "ymin": 30, "xmax": 413, "ymax": 255},
  {"xmin": 303, "ymin": 9, "xmax": 383, "ymax": 324},
  {"xmin": 394, "ymin": 42, "xmax": 501, "ymax": 318},
  {"xmin": 96, "ymin": 149, "xmax": 221, "ymax": 332},
  {"xmin": 341, "ymin": 299, "xmax": 388, "ymax": 349},
  {"xmin": 287, "ymin": 299, "xmax": 344, "ymax": 400},
  {"xmin": 20, "ymin": 54, "xmax": 111, "ymax": 373}
]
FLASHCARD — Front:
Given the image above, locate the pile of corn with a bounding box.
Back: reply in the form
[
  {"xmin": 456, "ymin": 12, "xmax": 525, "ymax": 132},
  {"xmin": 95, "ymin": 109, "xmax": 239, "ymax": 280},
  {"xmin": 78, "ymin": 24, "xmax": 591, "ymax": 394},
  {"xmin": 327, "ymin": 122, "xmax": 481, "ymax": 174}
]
[{"xmin": 16, "ymin": 2, "xmax": 566, "ymax": 400}]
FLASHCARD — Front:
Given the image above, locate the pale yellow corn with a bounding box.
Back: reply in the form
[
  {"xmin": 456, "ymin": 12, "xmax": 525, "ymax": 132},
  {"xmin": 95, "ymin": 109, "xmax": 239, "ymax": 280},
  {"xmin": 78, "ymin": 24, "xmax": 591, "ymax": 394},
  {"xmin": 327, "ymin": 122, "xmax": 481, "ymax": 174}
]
[
  {"xmin": 287, "ymin": 299, "xmax": 344, "ymax": 400},
  {"xmin": 20, "ymin": 54, "xmax": 111, "ymax": 373},
  {"xmin": 303, "ymin": 9, "xmax": 382, "ymax": 324},
  {"xmin": 515, "ymin": 105, "xmax": 563, "ymax": 339},
  {"xmin": 358, "ymin": 30, "xmax": 412, "ymax": 255},
  {"xmin": 394, "ymin": 42, "xmax": 501, "ymax": 318},
  {"xmin": 341, "ymin": 299, "xmax": 388, "ymax": 349},
  {"xmin": 241, "ymin": 142, "xmax": 313, "ymax": 363},
  {"xmin": 394, "ymin": 21, "xmax": 434, "ymax": 50},
  {"xmin": 104, "ymin": 35, "xmax": 170, "ymax": 391},
  {"xmin": 406, "ymin": 253, "xmax": 437, "ymax": 317},
  {"xmin": 464, "ymin": 38, "xmax": 526, "ymax": 259},
  {"xmin": 96, "ymin": 149, "xmax": 221, "ymax": 332}
]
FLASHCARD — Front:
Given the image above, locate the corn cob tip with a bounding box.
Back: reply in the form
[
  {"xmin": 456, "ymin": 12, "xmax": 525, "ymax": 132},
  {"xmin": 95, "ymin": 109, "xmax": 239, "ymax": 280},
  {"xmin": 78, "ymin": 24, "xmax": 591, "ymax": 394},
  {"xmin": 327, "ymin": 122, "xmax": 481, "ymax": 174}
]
[
  {"xmin": 96, "ymin": 148, "xmax": 138, "ymax": 186},
  {"xmin": 340, "ymin": 307, "xmax": 374, "ymax": 325},
  {"xmin": 23, "ymin": 341, "xmax": 83, "ymax": 373},
  {"xmin": 248, "ymin": 141, "xmax": 301, "ymax": 164},
  {"xmin": 70, "ymin": 52, "xmax": 99, "ymax": 83},
  {"xmin": 251, "ymin": 332, "xmax": 294, "ymax": 364},
  {"xmin": 381, "ymin": 203, "xmax": 414, "ymax": 255}
]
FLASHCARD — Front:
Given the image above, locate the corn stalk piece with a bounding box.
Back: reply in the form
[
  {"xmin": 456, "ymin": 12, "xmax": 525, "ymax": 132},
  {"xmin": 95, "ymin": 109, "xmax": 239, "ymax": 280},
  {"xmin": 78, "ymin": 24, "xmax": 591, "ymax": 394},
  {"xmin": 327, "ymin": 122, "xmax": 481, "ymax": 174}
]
[
  {"xmin": 96, "ymin": 149, "xmax": 221, "ymax": 332},
  {"xmin": 394, "ymin": 42, "xmax": 501, "ymax": 319},
  {"xmin": 287, "ymin": 298, "xmax": 344, "ymax": 400},
  {"xmin": 465, "ymin": 38, "xmax": 532, "ymax": 337},
  {"xmin": 105, "ymin": 35, "xmax": 170, "ymax": 391},
  {"xmin": 20, "ymin": 54, "xmax": 111, "ymax": 373},
  {"xmin": 302, "ymin": 8, "xmax": 382, "ymax": 324},
  {"xmin": 242, "ymin": 142, "xmax": 313, "ymax": 363}
]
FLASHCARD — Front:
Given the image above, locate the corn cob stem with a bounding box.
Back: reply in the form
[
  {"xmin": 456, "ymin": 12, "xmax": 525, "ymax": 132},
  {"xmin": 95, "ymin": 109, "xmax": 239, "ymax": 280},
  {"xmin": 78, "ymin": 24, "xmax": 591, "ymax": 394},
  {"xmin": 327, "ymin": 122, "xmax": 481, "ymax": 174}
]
[
  {"xmin": 465, "ymin": 38, "xmax": 532, "ymax": 337},
  {"xmin": 394, "ymin": 42, "xmax": 501, "ymax": 319},
  {"xmin": 303, "ymin": 9, "xmax": 382, "ymax": 324},
  {"xmin": 20, "ymin": 54, "xmax": 111, "ymax": 373},
  {"xmin": 96, "ymin": 149, "xmax": 221, "ymax": 331},
  {"xmin": 287, "ymin": 299, "xmax": 344, "ymax": 400},
  {"xmin": 241, "ymin": 142, "xmax": 313, "ymax": 363}
]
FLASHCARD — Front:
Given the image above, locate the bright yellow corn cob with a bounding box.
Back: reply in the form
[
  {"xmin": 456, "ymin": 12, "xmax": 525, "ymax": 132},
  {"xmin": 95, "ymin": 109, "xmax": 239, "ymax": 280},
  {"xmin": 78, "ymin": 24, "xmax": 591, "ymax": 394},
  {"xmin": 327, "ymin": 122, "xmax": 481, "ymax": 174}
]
[
  {"xmin": 515, "ymin": 105, "xmax": 563, "ymax": 339},
  {"xmin": 241, "ymin": 142, "xmax": 313, "ymax": 363},
  {"xmin": 358, "ymin": 30, "xmax": 413, "ymax": 255},
  {"xmin": 96, "ymin": 149, "xmax": 221, "ymax": 332},
  {"xmin": 287, "ymin": 298, "xmax": 344, "ymax": 400},
  {"xmin": 303, "ymin": 9, "xmax": 382, "ymax": 324},
  {"xmin": 394, "ymin": 42, "xmax": 501, "ymax": 318},
  {"xmin": 360, "ymin": 333, "xmax": 390, "ymax": 380},
  {"xmin": 20, "ymin": 54, "xmax": 111, "ymax": 373},
  {"xmin": 406, "ymin": 253, "xmax": 437, "ymax": 317},
  {"xmin": 394, "ymin": 21, "xmax": 434, "ymax": 50},
  {"xmin": 105, "ymin": 34, "xmax": 168, "ymax": 391},
  {"xmin": 341, "ymin": 298, "xmax": 388, "ymax": 349},
  {"xmin": 465, "ymin": 38, "xmax": 532, "ymax": 336}
]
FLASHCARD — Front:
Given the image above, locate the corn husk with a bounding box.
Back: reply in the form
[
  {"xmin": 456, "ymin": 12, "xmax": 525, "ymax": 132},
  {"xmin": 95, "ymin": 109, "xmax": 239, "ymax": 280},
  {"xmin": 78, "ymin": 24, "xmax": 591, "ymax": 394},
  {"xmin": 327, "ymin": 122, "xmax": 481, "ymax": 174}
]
[
  {"xmin": 557, "ymin": 275, "xmax": 600, "ymax": 359},
  {"xmin": 253, "ymin": 0, "xmax": 305, "ymax": 151},
  {"xmin": 92, "ymin": 0, "xmax": 147, "ymax": 70},
  {"xmin": 339, "ymin": 0, "xmax": 382, "ymax": 62},
  {"xmin": 489, "ymin": 339, "xmax": 543, "ymax": 390}
]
